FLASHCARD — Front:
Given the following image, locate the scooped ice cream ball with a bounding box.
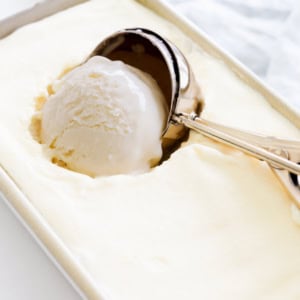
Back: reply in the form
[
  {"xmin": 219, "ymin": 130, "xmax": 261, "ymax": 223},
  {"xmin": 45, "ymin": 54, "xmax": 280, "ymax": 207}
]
[{"xmin": 41, "ymin": 56, "xmax": 167, "ymax": 177}]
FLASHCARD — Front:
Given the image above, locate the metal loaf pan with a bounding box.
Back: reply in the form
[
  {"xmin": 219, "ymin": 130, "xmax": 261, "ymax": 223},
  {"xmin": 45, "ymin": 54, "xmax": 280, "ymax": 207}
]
[{"xmin": 0, "ymin": 0, "xmax": 299, "ymax": 299}]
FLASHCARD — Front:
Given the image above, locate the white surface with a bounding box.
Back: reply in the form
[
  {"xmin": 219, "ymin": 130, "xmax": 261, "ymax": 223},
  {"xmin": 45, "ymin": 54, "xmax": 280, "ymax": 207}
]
[
  {"xmin": 0, "ymin": 0, "xmax": 40, "ymax": 19},
  {"xmin": 167, "ymin": 0, "xmax": 300, "ymax": 112},
  {"xmin": 0, "ymin": 0, "xmax": 299, "ymax": 299},
  {"xmin": 0, "ymin": 194, "xmax": 82, "ymax": 300}
]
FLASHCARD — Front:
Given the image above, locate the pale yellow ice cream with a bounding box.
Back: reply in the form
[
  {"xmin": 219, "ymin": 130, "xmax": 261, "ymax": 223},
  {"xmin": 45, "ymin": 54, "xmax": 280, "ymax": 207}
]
[
  {"xmin": 0, "ymin": 0, "xmax": 300, "ymax": 299},
  {"xmin": 41, "ymin": 56, "xmax": 167, "ymax": 177}
]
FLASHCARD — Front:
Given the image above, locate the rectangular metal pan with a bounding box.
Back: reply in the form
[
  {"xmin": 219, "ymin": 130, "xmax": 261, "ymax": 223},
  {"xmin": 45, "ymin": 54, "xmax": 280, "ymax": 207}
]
[{"xmin": 0, "ymin": 0, "xmax": 299, "ymax": 299}]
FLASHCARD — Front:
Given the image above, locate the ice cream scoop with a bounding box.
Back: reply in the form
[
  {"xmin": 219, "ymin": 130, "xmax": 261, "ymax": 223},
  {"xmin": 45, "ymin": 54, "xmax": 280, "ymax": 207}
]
[
  {"xmin": 89, "ymin": 28, "xmax": 300, "ymax": 204},
  {"xmin": 41, "ymin": 56, "xmax": 167, "ymax": 177}
]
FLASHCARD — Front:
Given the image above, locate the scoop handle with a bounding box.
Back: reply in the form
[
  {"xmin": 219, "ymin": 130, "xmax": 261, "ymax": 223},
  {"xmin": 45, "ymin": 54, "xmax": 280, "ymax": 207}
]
[{"xmin": 174, "ymin": 113, "xmax": 300, "ymax": 175}]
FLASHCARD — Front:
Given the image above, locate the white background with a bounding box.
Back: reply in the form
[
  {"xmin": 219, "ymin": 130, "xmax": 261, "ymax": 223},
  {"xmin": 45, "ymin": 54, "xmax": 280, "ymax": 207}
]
[
  {"xmin": 0, "ymin": 0, "xmax": 299, "ymax": 299},
  {"xmin": 166, "ymin": 0, "xmax": 300, "ymax": 111},
  {"xmin": 0, "ymin": 194, "xmax": 82, "ymax": 299}
]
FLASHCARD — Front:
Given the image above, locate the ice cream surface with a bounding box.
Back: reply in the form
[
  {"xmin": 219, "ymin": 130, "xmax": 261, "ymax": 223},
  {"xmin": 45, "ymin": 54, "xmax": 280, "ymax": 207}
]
[
  {"xmin": 1, "ymin": 0, "xmax": 300, "ymax": 299},
  {"xmin": 41, "ymin": 56, "xmax": 167, "ymax": 177}
]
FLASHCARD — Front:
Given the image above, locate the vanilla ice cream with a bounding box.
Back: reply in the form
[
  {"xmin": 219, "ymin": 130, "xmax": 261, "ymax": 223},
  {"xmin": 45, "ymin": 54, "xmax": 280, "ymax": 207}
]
[
  {"xmin": 40, "ymin": 56, "xmax": 167, "ymax": 177},
  {"xmin": 1, "ymin": 0, "xmax": 300, "ymax": 300}
]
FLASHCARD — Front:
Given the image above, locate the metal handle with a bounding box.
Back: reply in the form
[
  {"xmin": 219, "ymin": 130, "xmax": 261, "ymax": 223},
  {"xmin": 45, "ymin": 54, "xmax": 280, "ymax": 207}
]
[
  {"xmin": 197, "ymin": 118, "xmax": 300, "ymax": 151},
  {"xmin": 174, "ymin": 113, "xmax": 300, "ymax": 175}
]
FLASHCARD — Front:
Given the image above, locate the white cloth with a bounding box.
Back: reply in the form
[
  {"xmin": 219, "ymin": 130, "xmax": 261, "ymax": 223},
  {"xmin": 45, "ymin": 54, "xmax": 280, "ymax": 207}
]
[{"xmin": 167, "ymin": 0, "xmax": 300, "ymax": 111}]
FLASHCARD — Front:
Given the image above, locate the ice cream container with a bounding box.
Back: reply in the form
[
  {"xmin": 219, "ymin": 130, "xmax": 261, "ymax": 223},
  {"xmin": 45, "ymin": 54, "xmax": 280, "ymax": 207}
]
[{"xmin": 0, "ymin": 0, "xmax": 299, "ymax": 299}]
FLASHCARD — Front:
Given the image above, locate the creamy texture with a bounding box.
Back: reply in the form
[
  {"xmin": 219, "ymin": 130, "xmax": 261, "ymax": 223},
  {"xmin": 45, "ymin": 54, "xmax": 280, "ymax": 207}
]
[
  {"xmin": 0, "ymin": 0, "xmax": 300, "ymax": 299},
  {"xmin": 40, "ymin": 56, "xmax": 166, "ymax": 177}
]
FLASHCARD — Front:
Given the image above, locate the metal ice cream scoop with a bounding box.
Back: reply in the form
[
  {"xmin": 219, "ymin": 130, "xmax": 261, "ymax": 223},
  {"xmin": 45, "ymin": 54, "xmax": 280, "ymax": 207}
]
[{"xmin": 88, "ymin": 28, "xmax": 300, "ymax": 206}]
